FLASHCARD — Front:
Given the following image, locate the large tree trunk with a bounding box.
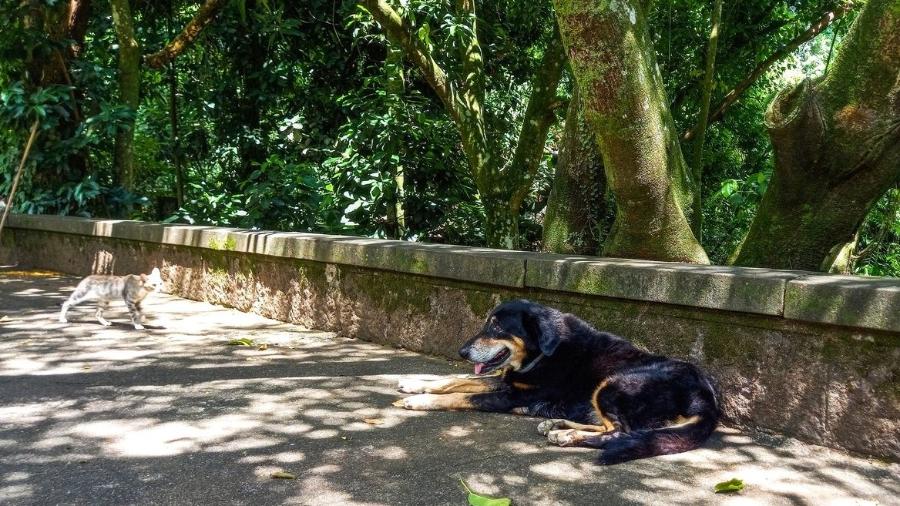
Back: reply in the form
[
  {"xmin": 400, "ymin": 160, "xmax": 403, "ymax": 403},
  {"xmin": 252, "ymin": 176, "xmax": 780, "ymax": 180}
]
[
  {"xmin": 542, "ymin": 86, "xmax": 607, "ymax": 255},
  {"xmin": 732, "ymin": 0, "xmax": 900, "ymax": 271},
  {"xmin": 553, "ymin": 0, "xmax": 708, "ymax": 263},
  {"xmin": 110, "ymin": 0, "xmax": 140, "ymax": 191}
]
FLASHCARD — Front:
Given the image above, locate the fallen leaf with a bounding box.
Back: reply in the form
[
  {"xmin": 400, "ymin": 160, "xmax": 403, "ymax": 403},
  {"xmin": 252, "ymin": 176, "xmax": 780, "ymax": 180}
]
[
  {"xmin": 363, "ymin": 418, "xmax": 384, "ymax": 425},
  {"xmin": 270, "ymin": 471, "xmax": 296, "ymax": 480},
  {"xmin": 227, "ymin": 338, "xmax": 255, "ymax": 346},
  {"xmin": 460, "ymin": 479, "xmax": 511, "ymax": 506},
  {"xmin": 257, "ymin": 343, "xmax": 268, "ymax": 351},
  {"xmin": 714, "ymin": 478, "xmax": 745, "ymax": 494}
]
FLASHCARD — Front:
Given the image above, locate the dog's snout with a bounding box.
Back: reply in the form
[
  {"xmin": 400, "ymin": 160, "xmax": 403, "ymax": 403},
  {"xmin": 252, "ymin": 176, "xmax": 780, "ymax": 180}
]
[{"xmin": 458, "ymin": 342, "xmax": 472, "ymax": 359}]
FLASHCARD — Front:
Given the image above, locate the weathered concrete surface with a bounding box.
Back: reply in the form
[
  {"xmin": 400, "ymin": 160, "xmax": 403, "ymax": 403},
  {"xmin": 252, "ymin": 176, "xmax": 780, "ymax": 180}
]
[
  {"xmin": 6, "ymin": 215, "xmax": 530, "ymax": 287},
  {"xmin": 526, "ymin": 255, "xmax": 802, "ymax": 315},
  {"xmin": 1, "ymin": 272, "xmax": 897, "ymax": 506},
  {"xmin": 7, "ymin": 228, "xmax": 899, "ymax": 461},
  {"xmin": 785, "ymin": 275, "xmax": 900, "ymax": 333}
]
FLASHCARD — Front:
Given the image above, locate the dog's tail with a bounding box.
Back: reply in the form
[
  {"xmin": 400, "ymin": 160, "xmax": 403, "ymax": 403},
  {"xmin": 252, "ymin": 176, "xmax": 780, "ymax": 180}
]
[{"xmin": 597, "ymin": 406, "xmax": 719, "ymax": 465}]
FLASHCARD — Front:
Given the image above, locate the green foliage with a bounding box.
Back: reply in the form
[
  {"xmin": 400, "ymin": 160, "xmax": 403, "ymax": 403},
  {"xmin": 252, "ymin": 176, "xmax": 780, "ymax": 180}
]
[
  {"xmin": 853, "ymin": 188, "xmax": 900, "ymax": 277},
  {"xmin": 0, "ymin": 0, "xmax": 895, "ymax": 276}
]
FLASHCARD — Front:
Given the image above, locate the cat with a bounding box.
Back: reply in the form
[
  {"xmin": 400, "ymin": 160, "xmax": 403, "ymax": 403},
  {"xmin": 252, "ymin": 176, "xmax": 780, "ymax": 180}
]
[{"xmin": 59, "ymin": 267, "xmax": 164, "ymax": 330}]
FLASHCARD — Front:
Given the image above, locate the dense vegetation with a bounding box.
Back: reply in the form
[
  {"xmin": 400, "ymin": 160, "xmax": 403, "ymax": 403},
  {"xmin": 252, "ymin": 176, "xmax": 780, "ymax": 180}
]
[{"xmin": 1, "ymin": 0, "xmax": 898, "ymax": 275}]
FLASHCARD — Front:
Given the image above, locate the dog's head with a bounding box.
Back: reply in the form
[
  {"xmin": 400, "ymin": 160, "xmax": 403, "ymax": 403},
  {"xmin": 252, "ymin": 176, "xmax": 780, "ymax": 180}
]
[{"xmin": 458, "ymin": 300, "xmax": 562, "ymax": 375}]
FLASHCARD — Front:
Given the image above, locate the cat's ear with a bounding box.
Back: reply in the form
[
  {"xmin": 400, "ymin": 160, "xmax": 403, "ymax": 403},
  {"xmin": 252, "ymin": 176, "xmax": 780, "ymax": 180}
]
[
  {"xmin": 140, "ymin": 274, "xmax": 148, "ymax": 281},
  {"xmin": 150, "ymin": 267, "xmax": 160, "ymax": 277}
]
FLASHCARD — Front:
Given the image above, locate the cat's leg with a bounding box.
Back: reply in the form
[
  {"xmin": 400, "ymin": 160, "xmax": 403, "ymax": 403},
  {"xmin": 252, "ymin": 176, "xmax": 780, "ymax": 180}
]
[
  {"xmin": 95, "ymin": 301, "xmax": 112, "ymax": 327},
  {"xmin": 59, "ymin": 294, "xmax": 86, "ymax": 323},
  {"xmin": 134, "ymin": 301, "xmax": 145, "ymax": 324},
  {"xmin": 59, "ymin": 298, "xmax": 72, "ymax": 323},
  {"xmin": 126, "ymin": 300, "xmax": 145, "ymax": 330}
]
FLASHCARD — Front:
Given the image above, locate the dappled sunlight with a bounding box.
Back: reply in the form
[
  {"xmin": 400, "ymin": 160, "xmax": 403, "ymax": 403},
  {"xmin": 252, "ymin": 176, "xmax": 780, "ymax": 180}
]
[{"xmin": 1, "ymin": 271, "xmax": 896, "ymax": 505}]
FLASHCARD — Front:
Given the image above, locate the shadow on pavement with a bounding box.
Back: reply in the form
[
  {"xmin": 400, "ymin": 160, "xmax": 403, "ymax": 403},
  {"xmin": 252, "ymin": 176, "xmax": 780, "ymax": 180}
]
[{"xmin": 0, "ymin": 271, "xmax": 897, "ymax": 505}]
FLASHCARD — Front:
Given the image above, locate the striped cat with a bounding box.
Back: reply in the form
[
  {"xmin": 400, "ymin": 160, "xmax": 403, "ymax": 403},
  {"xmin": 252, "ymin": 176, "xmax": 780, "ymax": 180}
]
[{"xmin": 59, "ymin": 268, "xmax": 164, "ymax": 330}]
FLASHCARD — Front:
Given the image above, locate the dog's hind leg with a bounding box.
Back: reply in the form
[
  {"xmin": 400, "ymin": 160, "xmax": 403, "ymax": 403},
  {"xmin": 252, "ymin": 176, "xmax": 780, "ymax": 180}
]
[
  {"xmin": 537, "ymin": 419, "xmax": 614, "ymax": 436},
  {"xmin": 546, "ymin": 429, "xmax": 625, "ymax": 448},
  {"xmin": 397, "ymin": 375, "xmax": 505, "ymax": 394}
]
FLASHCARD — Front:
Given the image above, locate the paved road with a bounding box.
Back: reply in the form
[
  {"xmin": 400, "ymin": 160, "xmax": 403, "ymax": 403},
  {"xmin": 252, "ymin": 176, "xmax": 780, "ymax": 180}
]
[{"xmin": 0, "ymin": 270, "xmax": 897, "ymax": 505}]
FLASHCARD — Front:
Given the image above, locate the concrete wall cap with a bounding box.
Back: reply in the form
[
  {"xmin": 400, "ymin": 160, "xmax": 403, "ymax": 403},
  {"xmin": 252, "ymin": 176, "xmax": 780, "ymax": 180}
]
[{"xmin": 8, "ymin": 214, "xmax": 900, "ymax": 330}]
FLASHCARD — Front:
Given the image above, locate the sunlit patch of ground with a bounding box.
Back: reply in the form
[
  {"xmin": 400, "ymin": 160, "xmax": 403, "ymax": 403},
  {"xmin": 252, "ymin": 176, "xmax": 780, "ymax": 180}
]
[
  {"xmin": 0, "ymin": 269, "xmax": 66, "ymax": 278},
  {"xmin": 0, "ymin": 269, "xmax": 897, "ymax": 505}
]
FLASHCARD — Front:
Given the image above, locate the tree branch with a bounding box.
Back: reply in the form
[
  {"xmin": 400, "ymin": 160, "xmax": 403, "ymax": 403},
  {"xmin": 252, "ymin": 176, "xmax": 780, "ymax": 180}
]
[
  {"xmin": 358, "ymin": 0, "xmax": 461, "ymax": 123},
  {"xmin": 683, "ymin": 1, "xmax": 855, "ymax": 141},
  {"xmin": 688, "ymin": 0, "xmax": 723, "ymax": 241},
  {"xmin": 508, "ymin": 29, "xmax": 566, "ymax": 211},
  {"xmin": 143, "ymin": 0, "xmax": 229, "ymax": 69},
  {"xmin": 66, "ymin": 0, "xmax": 92, "ymax": 58},
  {"xmin": 456, "ymin": 0, "xmax": 484, "ymax": 109}
]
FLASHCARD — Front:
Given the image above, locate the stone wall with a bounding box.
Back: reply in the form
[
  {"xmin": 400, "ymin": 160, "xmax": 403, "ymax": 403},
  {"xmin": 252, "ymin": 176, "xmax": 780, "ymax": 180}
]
[{"xmin": 5, "ymin": 214, "xmax": 899, "ymax": 460}]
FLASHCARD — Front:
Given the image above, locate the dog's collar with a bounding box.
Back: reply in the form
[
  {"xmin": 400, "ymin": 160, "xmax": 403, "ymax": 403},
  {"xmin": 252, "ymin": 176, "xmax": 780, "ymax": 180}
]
[{"xmin": 517, "ymin": 353, "xmax": 546, "ymax": 374}]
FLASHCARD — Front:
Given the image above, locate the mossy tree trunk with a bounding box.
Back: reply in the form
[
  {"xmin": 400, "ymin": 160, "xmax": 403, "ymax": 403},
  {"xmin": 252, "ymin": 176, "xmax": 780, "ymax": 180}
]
[
  {"xmin": 553, "ymin": 0, "xmax": 708, "ymax": 263},
  {"xmin": 110, "ymin": 0, "xmax": 140, "ymax": 191},
  {"xmin": 732, "ymin": 0, "xmax": 900, "ymax": 271},
  {"xmin": 542, "ymin": 85, "xmax": 608, "ymax": 255},
  {"xmin": 360, "ymin": 0, "xmax": 565, "ymax": 249}
]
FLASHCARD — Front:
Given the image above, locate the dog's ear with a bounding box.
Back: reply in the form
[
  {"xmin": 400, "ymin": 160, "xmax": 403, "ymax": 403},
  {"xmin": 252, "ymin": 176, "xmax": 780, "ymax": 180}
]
[{"xmin": 523, "ymin": 307, "xmax": 561, "ymax": 356}]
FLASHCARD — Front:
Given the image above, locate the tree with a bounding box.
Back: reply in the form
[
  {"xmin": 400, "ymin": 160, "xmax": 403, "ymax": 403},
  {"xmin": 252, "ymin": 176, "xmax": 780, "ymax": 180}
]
[
  {"xmin": 109, "ymin": 0, "xmax": 229, "ymax": 191},
  {"xmin": 541, "ymin": 85, "xmax": 607, "ymax": 255},
  {"xmin": 553, "ymin": 0, "xmax": 708, "ymax": 263},
  {"xmin": 21, "ymin": 0, "xmax": 92, "ymax": 188},
  {"xmin": 359, "ymin": 0, "xmax": 565, "ymax": 248},
  {"xmin": 687, "ymin": 0, "xmax": 723, "ymax": 241},
  {"xmin": 682, "ymin": 1, "xmax": 856, "ymax": 142},
  {"xmin": 732, "ymin": 0, "xmax": 900, "ymax": 270},
  {"xmin": 109, "ymin": 0, "xmax": 140, "ymax": 191}
]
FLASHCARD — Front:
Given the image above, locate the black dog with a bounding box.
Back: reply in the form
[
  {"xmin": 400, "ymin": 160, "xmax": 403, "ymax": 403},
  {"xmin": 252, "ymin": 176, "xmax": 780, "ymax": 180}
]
[{"xmin": 394, "ymin": 300, "xmax": 721, "ymax": 465}]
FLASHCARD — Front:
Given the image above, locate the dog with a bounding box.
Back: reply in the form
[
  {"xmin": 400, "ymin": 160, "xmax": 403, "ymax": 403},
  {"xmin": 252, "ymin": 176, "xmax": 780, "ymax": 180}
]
[{"xmin": 394, "ymin": 299, "xmax": 721, "ymax": 465}]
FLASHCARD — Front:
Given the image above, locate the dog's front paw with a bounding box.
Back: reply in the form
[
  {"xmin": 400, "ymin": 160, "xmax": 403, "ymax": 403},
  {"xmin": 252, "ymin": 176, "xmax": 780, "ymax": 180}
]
[
  {"xmin": 538, "ymin": 419, "xmax": 567, "ymax": 435},
  {"xmin": 133, "ymin": 324, "xmax": 145, "ymax": 330},
  {"xmin": 397, "ymin": 378, "xmax": 430, "ymax": 394},
  {"xmin": 392, "ymin": 394, "xmax": 441, "ymax": 410},
  {"xmin": 59, "ymin": 317, "xmax": 68, "ymax": 323},
  {"xmin": 547, "ymin": 429, "xmax": 579, "ymax": 447}
]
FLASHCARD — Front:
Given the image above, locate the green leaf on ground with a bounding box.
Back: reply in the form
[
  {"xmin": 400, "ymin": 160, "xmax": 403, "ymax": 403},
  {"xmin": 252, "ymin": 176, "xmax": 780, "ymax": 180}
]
[
  {"xmin": 270, "ymin": 471, "xmax": 296, "ymax": 479},
  {"xmin": 714, "ymin": 478, "xmax": 745, "ymax": 493},
  {"xmin": 460, "ymin": 479, "xmax": 511, "ymax": 506},
  {"xmin": 227, "ymin": 338, "xmax": 255, "ymax": 346}
]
